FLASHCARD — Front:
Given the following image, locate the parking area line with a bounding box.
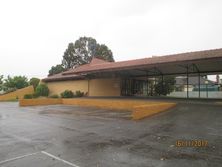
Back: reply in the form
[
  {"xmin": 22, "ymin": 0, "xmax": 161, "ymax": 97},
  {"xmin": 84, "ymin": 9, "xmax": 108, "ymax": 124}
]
[
  {"xmin": 0, "ymin": 152, "xmax": 39, "ymax": 165},
  {"xmin": 0, "ymin": 151, "xmax": 80, "ymax": 167},
  {"xmin": 41, "ymin": 151, "xmax": 80, "ymax": 167}
]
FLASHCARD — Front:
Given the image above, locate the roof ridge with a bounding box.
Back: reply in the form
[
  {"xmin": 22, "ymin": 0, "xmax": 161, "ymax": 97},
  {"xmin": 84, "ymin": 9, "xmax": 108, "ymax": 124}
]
[
  {"xmin": 113, "ymin": 47, "xmax": 222, "ymax": 64},
  {"xmin": 90, "ymin": 57, "xmax": 112, "ymax": 64}
]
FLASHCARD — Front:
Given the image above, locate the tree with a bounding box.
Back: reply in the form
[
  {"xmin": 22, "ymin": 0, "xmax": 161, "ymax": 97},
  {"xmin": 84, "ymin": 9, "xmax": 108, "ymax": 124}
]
[
  {"xmin": 29, "ymin": 78, "xmax": 40, "ymax": 90},
  {"xmin": 4, "ymin": 76, "xmax": 29, "ymax": 90},
  {"xmin": 61, "ymin": 37, "xmax": 114, "ymax": 70},
  {"xmin": 48, "ymin": 64, "xmax": 65, "ymax": 76},
  {"xmin": 155, "ymin": 76, "xmax": 175, "ymax": 96},
  {"xmin": 95, "ymin": 44, "xmax": 113, "ymax": 62},
  {"xmin": 62, "ymin": 43, "xmax": 78, "ymax": 69},
  {"xmin": 0, "ymin": 75, "xmax": 3, "ymax": 91}
]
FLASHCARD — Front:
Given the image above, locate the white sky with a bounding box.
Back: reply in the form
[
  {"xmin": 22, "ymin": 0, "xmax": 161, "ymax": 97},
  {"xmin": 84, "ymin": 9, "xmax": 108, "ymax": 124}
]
[{"xmin": 0, "ymin": 0, "xmax": 222, "ymax": 79}]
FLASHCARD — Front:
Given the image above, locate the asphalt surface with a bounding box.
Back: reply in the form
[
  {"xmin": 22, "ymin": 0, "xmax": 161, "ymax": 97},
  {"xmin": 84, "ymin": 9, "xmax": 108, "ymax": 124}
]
[{"xmin": 0, "ymin": 101, "xmax": 222, "ymax": 167}]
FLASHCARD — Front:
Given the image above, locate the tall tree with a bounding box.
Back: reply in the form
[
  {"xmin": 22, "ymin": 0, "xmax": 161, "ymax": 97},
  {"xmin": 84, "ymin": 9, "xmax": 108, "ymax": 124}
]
[
  {"xmin": 95, "ymin": 44, "xmax": 113, "ymax": 62},
  {"xmin": 61, "ymin": 43, "xmax": 77, "ymax": 69},
  {"xmin": 48, "ymin": 64, "xmax": 65, "ymax": 76},
  {"xmin": 62, "ymin": 37, "xmax": 114, "ymax": 70}
]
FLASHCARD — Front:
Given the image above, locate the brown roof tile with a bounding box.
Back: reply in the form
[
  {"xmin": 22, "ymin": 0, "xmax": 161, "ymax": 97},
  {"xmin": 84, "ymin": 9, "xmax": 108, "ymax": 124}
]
[
  {"xmin": 43, "ymin": 48, "xmax": 222, "ymax": 82},
  {"xmin": 65, "ymin": 48, "xmax": 222, "ymax": 74},
  {"xmin": 42, "ymin": 71, "xmax": 84, "ymax": 82}
]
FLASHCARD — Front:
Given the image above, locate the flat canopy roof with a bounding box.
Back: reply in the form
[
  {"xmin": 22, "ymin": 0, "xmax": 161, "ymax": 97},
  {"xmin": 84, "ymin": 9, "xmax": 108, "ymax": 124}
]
[{"xmin": 43, "ymin": 48, "xmax": 222, "ymax": 82}]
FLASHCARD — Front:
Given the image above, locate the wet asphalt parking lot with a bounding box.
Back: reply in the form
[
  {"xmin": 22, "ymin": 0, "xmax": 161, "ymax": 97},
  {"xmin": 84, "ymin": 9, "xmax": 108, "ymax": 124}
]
[{"xmin": 0, "ymin": 101, "xmax": 222, "ymax": 167}]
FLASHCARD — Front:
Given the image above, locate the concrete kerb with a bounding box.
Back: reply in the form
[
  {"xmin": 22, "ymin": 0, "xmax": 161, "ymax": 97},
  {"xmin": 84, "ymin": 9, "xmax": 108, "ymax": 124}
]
[
  {"xmin": 19, "ymin": 98, "xmax": 177, "ymax": 120},
  {"xmin": 19, "ymin": 98, "xmax": 63, "ymax": 107},
  {"xmin": 132, "ymin": 103, "xmax": 177, "ymax": 120}
]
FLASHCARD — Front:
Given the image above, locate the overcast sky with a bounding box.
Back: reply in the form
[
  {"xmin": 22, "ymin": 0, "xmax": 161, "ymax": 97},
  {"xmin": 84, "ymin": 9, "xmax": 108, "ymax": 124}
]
[{"xmin": 0, "ymin": 0, "xmax": 222, "ymax": 79}]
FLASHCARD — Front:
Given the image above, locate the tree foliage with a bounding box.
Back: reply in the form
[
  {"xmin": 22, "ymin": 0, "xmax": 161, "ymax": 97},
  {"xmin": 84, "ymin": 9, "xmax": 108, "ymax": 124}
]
[
  {"xmin": 95, "ymin": 44, "xmax": 113, "ymax": 61},
  {"xmin": 155, "ymin": 76, "xmax": 175, "ymax": 95},
  {"xmin": 0, "ymin": 75, "xmax": 3, "ymax": 84},
  {"xmin": 29, "ymin": 78, "xmax": 40, "ymax": 90},
  {"xmin": 0, "ymin": 75, "xmax": 3, "ymax": 91},
  {"xmin": 48, "ymin": 64, "xmax": 65, "ymax": 76},
  {"xmin": 3, "ymin": 76, "xmax": 29, "ymax": 90},
  {"xmin": 48, "ymin": 37, "xmax": 114, "ymax": 76},
  {"xmin": 62, "ymin": 37, "xmax": 114, "ymax": 70}
]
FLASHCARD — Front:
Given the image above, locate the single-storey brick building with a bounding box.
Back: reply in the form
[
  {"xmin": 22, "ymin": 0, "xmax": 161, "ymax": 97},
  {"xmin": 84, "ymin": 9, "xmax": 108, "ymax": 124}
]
[{"xmin": 42, "ymin": 48, "xmax": 222, "ymax": 98}]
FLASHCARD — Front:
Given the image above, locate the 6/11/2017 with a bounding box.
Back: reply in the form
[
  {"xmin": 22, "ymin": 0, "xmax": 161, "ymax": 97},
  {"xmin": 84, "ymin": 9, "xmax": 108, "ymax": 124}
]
[{"xmin": 176, "ymin": 140, "xmax": 208, "ymax": 147}]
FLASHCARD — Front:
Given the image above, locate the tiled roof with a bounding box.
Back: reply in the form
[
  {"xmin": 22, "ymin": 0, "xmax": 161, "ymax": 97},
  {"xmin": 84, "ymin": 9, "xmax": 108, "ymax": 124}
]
[
  {"xmin": 43, "ymin": 58, "xmax": 111, "ymax": 82},
  {"xmin": 64, "ymin": 48, "xmax": 222, "ymax": 74},
  {"xmin": 90, "ymin": 57, "xmax": 111, "ymax": 64},
  {"xmin": 43, "ymin": 48, "xmax": 222, "ymax": 82},
  {"xmin": 62, "ymin": 57, "xmax": 112, "ymax": 75},
  {"xmin": 43, "ymin": 70, "xmax": 85, "ymax": 82}
]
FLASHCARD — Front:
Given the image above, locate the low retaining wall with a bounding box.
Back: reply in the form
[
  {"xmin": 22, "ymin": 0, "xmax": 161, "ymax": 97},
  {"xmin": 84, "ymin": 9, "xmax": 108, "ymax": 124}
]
[
  {"xmin": 62, "ymin": 99, "xmax": 161, "ymax": 111},
  {"xmin": 20, "ymin": 98, "xmax": 177, "ymax": 120},
  {"xmin": 0, "ymin": 86, "xmax": 34, "ymax": 101},
  {"xmin": 19, "ymin": 98, "xmax": 62, "ymax": 106},
  {"xmin": 132, "ymin": 103, "xmax": 176, "ymax": 120}
]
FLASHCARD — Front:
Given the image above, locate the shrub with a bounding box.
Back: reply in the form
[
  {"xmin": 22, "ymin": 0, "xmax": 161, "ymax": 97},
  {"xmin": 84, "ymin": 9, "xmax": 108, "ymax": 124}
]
[
  {"xmin": 75, "ymin": 90, "xmax": 84, "ymax": 97},
  {"xmin": 32, "ymin": 92, "xmax": 40, "ymax": 98},
  {"xmin": 24, "ymin": 94, "xmax": 33, "ymax": 99},
  {"xmin": 49, "ymin": 94, "xmax": 59, "ymax": 98},
  {"xmin": 60, "ymin": 90, "xmax": 73, "ymax": 98},
  {"xmin": 35, "ymin": 84, "xmax": 49, "ymax": 97}
]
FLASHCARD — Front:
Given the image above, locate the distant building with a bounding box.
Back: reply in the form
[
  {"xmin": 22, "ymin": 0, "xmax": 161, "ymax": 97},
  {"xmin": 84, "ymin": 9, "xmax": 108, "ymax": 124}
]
[
  {"xmin": 174, "ymin": 76, "xmax": 219, "ymax": 92},
  {"xmin": 216, "ymin": 75, "xmax": 220, "ymax": 84}
]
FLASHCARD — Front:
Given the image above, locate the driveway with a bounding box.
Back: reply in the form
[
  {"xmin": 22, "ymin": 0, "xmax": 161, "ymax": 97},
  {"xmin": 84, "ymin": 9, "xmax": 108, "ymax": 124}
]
[{"xmin": 0, "ymin": 101, "xmax": 222, "ymax": 167}]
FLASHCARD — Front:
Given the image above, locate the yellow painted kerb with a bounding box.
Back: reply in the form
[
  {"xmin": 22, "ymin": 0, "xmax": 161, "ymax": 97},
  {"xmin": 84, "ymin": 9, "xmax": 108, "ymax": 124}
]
[{"xmin": 19, "ymin": 98, "xmax": 177, "ymax": 120}]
